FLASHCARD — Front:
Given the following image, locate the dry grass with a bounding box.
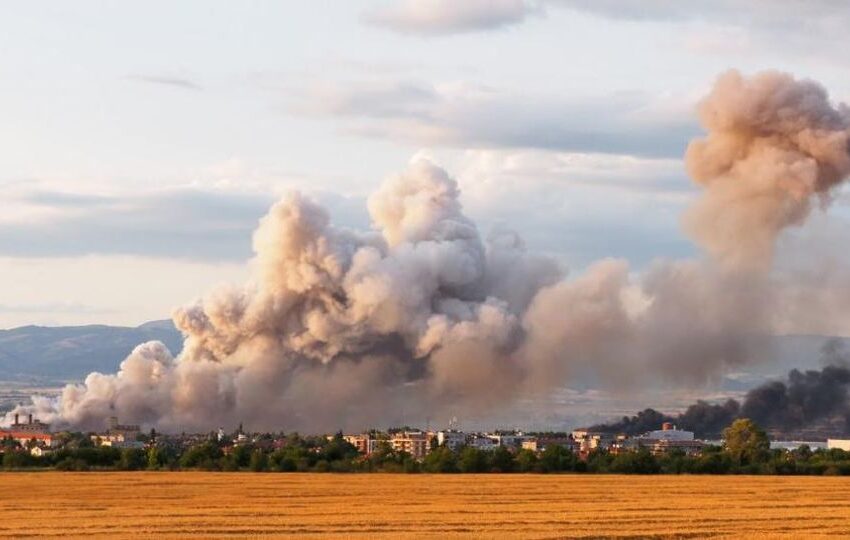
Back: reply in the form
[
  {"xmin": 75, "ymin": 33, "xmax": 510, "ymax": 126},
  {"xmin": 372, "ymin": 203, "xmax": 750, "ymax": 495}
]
[{"xmin": 1, "ymin": 473, "xmax": 849, "ymax": 538}]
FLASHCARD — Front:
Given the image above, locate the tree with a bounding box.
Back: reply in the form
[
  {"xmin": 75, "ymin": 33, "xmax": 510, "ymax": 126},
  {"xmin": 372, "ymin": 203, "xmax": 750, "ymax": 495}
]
[
  {"xmin": 146, "ymin": 447, "xmax": 161, "ymax": 470},
  {"xmin": 231, "ymin": 445, "xmax": 253, "ymax": 468},
  {"xmin": 118, "ymin": 448, "xmax": 146, "ymax": 470},
  {"xmin": 539, "ymin": 445, "xmax": 577, "ymax": 473},
  {"xmin": 458, "ymin": 447, "xmax": 489, "ymax": 473},
  {"xmin": 514, "ymin": 449, "xmax": 538, "ymax": 473},
  {"xmin": 422, "ymin": 446, "xmax": 457, "ymax": 473},
  {"xmin": 610, "ymin": 448, "xmax": 660, "ymax": 474},
  {"xmin": 249, "ymin": 449, "xmax": 269, "ymax": 472},
  {"xmin": 489, "ymin": 446, "xmax": 515, "ymax": 473},
  {"xmin": 179, "ymin": 442, "xmax": 223, "ymax": 469},
  {"xmin": 723, "ymin": 418, "xmax": 770, "ymax": 466}
]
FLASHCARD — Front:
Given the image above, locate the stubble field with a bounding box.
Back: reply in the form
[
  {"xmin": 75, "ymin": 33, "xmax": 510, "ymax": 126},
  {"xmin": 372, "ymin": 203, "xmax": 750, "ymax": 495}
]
[{"xmin": 1, "ymin": 473, "xmax": 849, "ymax": 538}]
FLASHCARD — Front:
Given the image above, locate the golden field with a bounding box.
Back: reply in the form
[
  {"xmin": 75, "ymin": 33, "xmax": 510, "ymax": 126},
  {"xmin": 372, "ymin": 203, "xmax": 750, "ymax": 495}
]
[{"xmin": 1, "ymin": 473, "xmax": 849, "ymax": 538}]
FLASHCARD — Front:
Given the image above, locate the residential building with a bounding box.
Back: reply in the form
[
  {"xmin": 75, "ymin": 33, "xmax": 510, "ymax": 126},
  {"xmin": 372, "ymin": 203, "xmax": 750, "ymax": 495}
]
[
  {"xmin": 390, "ymin": 431, "xmax": 429, "ymax": 460},
  {"xmin": 436, "ymin": 430, "xmax": 466, "ymax": 452},
  {"xmin": 344, "ymin": 434, "xmax": 383, "ymax": 456},
  {"xmin": 467, "ymin": 434, "xmax": 498, "ymax": 451}
]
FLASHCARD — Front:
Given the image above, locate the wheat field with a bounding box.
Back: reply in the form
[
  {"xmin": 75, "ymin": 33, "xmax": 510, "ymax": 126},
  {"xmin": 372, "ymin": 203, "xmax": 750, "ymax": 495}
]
[{"xmin": 1, "ymin": 473, "xmax": 849, "ymax": 538}]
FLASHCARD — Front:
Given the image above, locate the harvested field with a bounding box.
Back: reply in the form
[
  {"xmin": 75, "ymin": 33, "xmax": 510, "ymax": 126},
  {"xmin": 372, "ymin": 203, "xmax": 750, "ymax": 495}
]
[{"xmin": 1, "ymin": 473, "xmax": 849, "ymax": 538}]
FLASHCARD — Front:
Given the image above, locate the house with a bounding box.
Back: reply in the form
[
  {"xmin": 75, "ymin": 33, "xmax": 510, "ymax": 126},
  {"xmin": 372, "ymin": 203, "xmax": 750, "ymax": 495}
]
[{"xmin": 30, "ymin": 446, "xmax": 54, "ymax": 457}]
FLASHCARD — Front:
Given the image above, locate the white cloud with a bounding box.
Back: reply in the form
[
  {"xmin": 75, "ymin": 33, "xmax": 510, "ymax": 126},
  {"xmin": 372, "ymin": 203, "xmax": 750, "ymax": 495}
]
[
  {"xmin": 0, "ymin": 255, "xmax": 250, "ymax": 328},
  {"xmin": 0, "ymin": 181, "xmax": 369, "ymax": 261},
  {"xmin": 551, "ymin": 1, "xmax": 850, "ymax": 63},
  {"xmin": 290, "ymin": 79, "xmax": 697, "ymax": 158},
  {"xmin": 364, "ymin": 0, "xmax": 542, "ymax": 36}
]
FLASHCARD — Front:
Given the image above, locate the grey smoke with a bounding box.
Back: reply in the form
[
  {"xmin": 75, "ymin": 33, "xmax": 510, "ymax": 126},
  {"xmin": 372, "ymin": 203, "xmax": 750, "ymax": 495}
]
[{"xmin": 9, "ymin": 70, "xmax": 850, "ymax": 433}]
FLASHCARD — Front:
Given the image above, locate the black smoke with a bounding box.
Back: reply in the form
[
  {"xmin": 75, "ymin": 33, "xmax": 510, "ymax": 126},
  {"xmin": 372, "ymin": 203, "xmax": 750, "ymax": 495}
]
[{"xmin": 592, "ymin": 341, "xmax": 850, "ymax": 438}]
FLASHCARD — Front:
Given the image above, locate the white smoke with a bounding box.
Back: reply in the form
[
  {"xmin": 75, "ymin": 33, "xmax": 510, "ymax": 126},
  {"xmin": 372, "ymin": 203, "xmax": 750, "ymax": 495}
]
[{"xmin": 11, "ymin": 70, "xmax": 850, "ymax": 432}]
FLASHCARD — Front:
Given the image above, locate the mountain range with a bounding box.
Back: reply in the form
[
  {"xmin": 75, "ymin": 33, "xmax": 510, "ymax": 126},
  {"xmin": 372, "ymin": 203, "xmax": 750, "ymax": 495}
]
[
  {"xmin": 0, "ymin": 320, "xmax": 845, "ymax": 392},
  {"xmin": 0, "ymin": 320, "xmax": 183, "ymax": 383}
]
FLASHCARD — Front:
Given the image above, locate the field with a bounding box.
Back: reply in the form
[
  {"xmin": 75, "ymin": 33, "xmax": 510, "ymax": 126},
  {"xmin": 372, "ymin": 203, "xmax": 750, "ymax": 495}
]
[{"xmin": 1, "ymin": 473, "xmax": 849, "ymax": 538}]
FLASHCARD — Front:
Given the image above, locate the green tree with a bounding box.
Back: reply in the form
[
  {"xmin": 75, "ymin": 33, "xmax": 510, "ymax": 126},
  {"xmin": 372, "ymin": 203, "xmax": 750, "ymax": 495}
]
[
  {"xmin": 539, "ymin": 445, "xmax": 577, "ymax": 473},
  {"xmin": 3, "ymin": 451, "xmax": 34, "ymax": 469},
  {"xmin": 422, "ymin": 446, "xmax": 458, "ymax": 473},
  {"xmin": 609, "ymin": 448, "xmax": 660, "ymax": 474},
  {"xmin": 489, "ymin": 446, "xmax": 515, "ymax": 473},
  {"xmin": 179, "ymin": 442, "xmax": 223, "ymax": 469},
  {"xmin": 118, "ymin": 448, "xmax": 146, "ymax": 470},
  {"xmin": 458, "ymin": 447, "xmax": 489, "ymax": 473},
  {"xmin": 723, "ymin": 418, "xmax": 770, "ymax": 466},
  {"xmin": 231, "ymin": 445, "xmax": 253, "ymax": 468},
  {"xmin": 146, "ymin": 447, "xmax": 161, "ymax": 470},
  {"xmin": 514, "ymin": 449, "xmax": 538, "ymax": 472},
  {"xmin": 249, "ymin": 449, "xmax": 269, "ymax": 472}
]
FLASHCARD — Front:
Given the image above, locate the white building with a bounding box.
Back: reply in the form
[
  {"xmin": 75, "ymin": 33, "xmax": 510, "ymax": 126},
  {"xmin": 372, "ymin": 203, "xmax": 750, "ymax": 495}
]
[
  {"xmin": 467, "ymin": 435, "xmax": 498, "ymax": 451},
  {"xmin": 436, "ymin": 430, "xmax": 466, "ymax": 452},
  {"xmin": 644, "ymin": 423, "xmax": 694, "ymax": 441},
  {"xmin": 827, "ymin": 439, "xmax": 850, "ymax": 451},
  {"xmin": 490, "ymin": 432, "xmax": 532, "ymax": 448}
]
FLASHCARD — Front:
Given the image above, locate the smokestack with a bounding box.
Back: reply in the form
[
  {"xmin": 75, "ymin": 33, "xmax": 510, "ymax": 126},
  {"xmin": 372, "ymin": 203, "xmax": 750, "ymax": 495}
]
[
  {"xmin": 14, "ymin": 413, "xmax": 18, "ymax": 426},
  {"xmin": 27, "ymin": 414, "xmax": 32, "ymax": 425}
]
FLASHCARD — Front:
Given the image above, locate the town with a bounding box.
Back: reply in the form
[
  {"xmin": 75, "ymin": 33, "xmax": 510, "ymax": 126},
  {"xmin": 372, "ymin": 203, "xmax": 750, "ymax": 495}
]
[{"xmin": 3, "ymin": 413, "xmax": 850, "ymax": 475}]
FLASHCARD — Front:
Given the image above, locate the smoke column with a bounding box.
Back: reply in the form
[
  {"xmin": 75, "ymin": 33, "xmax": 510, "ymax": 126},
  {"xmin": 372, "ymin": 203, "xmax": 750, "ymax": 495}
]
[
  {"xmin": 10, "ymin": 70, "xmax": 850, "ymax": 432},
  {"xmin": 685, "ymin": 70, "xmax": 850, "ymax": 271},
  {"xmin": 593, "ymin": 340, "xmax": 850, "ymax": 437}
]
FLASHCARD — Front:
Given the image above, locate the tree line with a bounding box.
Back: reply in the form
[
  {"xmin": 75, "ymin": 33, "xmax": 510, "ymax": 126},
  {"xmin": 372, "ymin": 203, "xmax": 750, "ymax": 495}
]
[{"xmin": 4, "ymin": 419, "xmax": 850, "ymax": 475}]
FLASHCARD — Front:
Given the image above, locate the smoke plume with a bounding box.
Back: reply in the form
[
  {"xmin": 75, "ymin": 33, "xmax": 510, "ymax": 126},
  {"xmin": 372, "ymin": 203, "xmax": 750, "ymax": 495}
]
[
  {"xmin": 9, "ymin": 70, "xmax": 850, "ymax": 433},
  {"xmin": 593, "ymin": 341, "xmax": 850, "ymax": 437},
  {"xmin": 685, "ymin": 70, "xmax": 850, "ymax": 271}
]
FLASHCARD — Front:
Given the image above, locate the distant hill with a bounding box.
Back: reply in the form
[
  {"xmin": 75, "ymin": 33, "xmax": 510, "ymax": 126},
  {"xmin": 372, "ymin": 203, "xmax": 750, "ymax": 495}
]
[
  {"xmin": 0, "ymin": 318, "xmax": 845, "ymax": 393},
  {"xmin": 0, "ymin": 320, "xmax": 183, "ymax": 382}
]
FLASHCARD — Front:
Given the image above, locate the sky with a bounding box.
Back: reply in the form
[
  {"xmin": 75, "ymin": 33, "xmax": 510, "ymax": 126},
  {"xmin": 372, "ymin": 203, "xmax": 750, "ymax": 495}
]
[{"xmin": 3, "ymin": 0, "xmax": 850, "ymax": 328}]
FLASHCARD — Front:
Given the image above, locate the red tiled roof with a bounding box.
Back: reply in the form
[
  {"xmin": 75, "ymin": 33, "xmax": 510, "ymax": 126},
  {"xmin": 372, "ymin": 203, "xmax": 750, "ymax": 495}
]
[{"xmin": 0, "ymin": 431, "xmax": 52, "ymax": 440}]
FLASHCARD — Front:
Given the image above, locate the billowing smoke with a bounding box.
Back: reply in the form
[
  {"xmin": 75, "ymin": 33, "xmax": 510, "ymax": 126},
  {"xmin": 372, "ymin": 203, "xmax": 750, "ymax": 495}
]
[
  {"xmin": 593, "ymin": 341, "xmax": 850, "ymax": 437},
  {"xmin": 9, "ymin": 70, "xmax": 850, "ymax": 433},
  {"xmin": 741, "ymin": 340, "xmax": 850, "ymax": 433},
  {"xmin": 685, "ymin": 70, "xmax": 850, "ymax": 271},
  {"xmin": 590, "ymin": 399, "xmax": 740, "ymax": 439}
]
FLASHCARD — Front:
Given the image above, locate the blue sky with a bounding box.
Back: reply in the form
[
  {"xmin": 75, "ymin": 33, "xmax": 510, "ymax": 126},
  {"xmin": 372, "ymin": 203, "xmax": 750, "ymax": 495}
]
[{"xmin": 3, "ymin": 0, "xmax": 850, "ymax": 327}]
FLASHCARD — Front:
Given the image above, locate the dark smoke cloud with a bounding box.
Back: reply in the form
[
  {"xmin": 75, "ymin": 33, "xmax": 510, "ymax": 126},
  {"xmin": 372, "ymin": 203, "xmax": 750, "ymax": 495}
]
[{"xmin": 593, "ymin": 342, "xmax": 850, "ymax": 437}]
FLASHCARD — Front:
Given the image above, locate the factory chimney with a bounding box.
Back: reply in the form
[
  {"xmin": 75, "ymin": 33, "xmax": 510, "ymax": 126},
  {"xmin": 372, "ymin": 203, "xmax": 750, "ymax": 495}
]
[
  {"xmin": 13, "ymin": 413, "xmax": 19, "ymax": 426},
  {"xmin": 27, "ymin": 413, "xmax": 33, "ymax": 425}
]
